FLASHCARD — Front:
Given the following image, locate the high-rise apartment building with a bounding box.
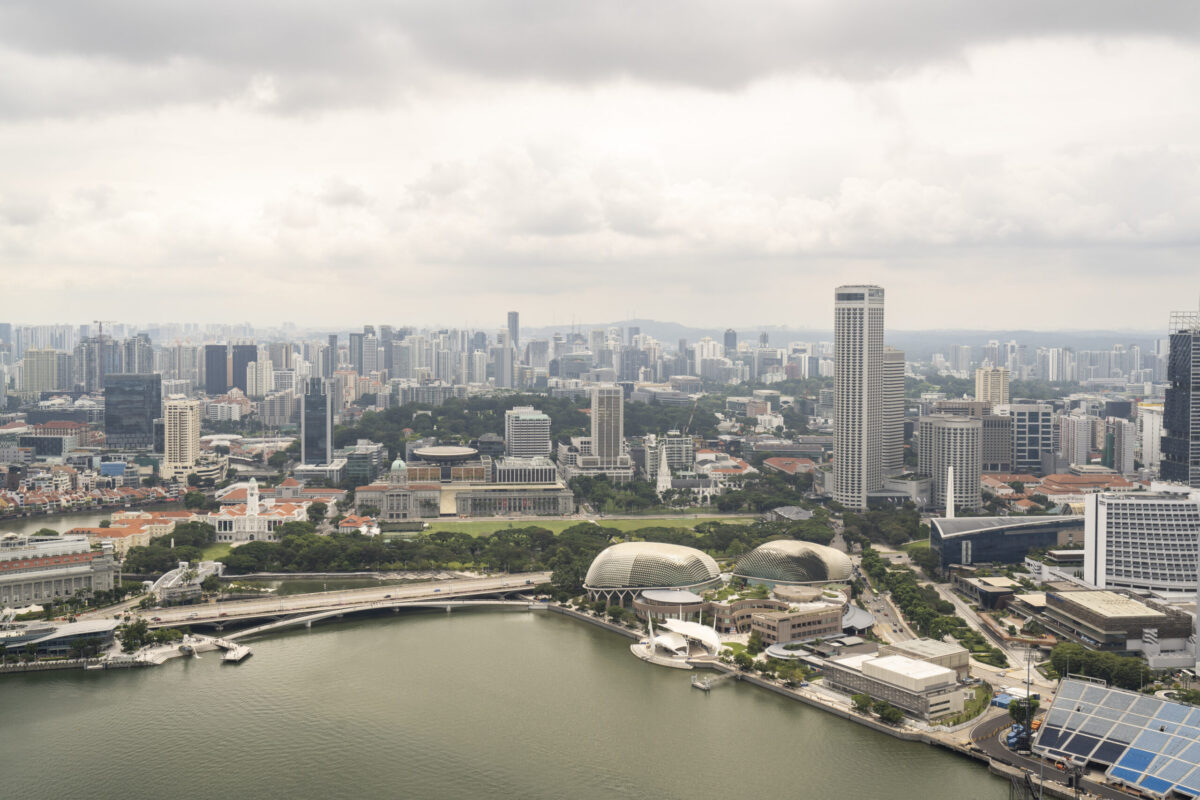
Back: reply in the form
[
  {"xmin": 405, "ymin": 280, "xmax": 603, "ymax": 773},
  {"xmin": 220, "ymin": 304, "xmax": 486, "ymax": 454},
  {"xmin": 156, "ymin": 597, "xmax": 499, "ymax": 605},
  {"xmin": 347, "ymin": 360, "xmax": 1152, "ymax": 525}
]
[
  {"xmin": 20, "ymin": 349, "xmax": 72, "ymax": 395},
  {"xmin": 883, "ymin": 346, "xmax": 905, "ymax": 475},
  {"xmin": 1139, "ymin": 402, "xmax": 1164, "ymax": 473},
  {"xmin": 1104, "ymin": 417, "xmax": 1136, "ymax": 475},
  {"xmin": 301, "ymin": 378, "xmax": 334, "ymax": 465},
  {"xmin": 203, "ymin": 344, "xmax": 228, "ymax": 395},
  {"xmin": 591, "ymin": 385, "xmax": 625, "ymax": 468},
  {"xmin": 918, "ymin": 414, "xmax": 982, "ymax": 512},
  {"xmin": 163, "ymin": 396, "xmax": 201, "ymax": 479},
  {"xmin": 974, "ymin": 367, "xmax": 1010, "ymax": 408},
  {"xmin": 1060, "ymin": 412, "xmax": 1094, "ymax": 468},
  {"xmin": 833, "ymin": 285, "xmax": 885, "ymax": 509},
  {"xmin": 1162, "ymin": 310, "xmax": 1200, "ymax": 487},
  {"xmin": 104, "ymin": 373, "xmax": 162, "ymax": 449},
  {"xmin": 504, "ymin": 406, "xmax": 552, "ymax": 458},
  {"xmin": 1084, "ymin": 486, "xmax": 1200, "ymax": 596}
]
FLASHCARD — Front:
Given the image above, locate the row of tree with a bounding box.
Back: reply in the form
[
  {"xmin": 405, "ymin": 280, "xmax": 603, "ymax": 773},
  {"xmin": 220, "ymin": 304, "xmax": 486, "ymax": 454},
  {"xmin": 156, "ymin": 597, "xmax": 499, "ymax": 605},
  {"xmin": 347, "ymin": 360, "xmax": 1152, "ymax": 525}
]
[{"xmin": 1049, "ymin": 642, "xmax": 1151, "ymax": 691}]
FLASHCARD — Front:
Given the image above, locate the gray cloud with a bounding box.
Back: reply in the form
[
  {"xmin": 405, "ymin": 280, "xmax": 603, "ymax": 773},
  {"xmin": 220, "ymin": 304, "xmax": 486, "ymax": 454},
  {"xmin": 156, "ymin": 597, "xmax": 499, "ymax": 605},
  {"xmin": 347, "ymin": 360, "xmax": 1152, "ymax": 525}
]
[{"xmin": 1, "ymin": 1, "xmax": 1198, "ymax": 116}]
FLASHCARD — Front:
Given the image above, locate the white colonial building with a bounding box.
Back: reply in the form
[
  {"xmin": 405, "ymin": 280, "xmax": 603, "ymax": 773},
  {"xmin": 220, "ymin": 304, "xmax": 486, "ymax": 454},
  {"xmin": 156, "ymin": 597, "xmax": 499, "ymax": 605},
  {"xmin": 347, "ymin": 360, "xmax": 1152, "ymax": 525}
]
[{"xmin": 201, "ymin": 478, "xmax": 311, "ymax": 543}]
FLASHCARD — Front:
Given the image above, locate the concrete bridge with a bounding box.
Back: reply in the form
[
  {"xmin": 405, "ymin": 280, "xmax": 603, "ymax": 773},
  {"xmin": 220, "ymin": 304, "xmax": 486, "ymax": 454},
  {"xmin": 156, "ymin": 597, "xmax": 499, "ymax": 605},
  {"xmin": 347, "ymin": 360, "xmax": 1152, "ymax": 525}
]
[
  {"xmin": 142, "ymin": 571, "xmax": 552, "ymax": 632},
  {"xmin": 224, "ymin": 599, "xmax": 539, "ymax": 641}
]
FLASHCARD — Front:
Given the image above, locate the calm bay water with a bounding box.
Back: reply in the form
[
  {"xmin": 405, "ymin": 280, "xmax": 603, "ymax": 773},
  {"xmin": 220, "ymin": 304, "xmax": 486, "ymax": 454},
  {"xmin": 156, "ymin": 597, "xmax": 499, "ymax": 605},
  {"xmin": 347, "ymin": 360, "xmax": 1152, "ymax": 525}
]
[{"xmin": 0, "ymin": 609, "xmax": 1007, "ymax": 800}]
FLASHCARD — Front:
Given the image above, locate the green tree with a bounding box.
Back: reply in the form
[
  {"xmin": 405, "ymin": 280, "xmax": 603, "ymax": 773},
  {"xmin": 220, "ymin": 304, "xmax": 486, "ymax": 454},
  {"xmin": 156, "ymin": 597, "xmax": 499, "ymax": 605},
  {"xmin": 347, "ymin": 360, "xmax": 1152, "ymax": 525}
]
[
  {"xmin": 746, "ymin": 629, "xmax": 765, "ymax": 656},
  {"xmin": 733, "ymin": 651, "xmax": 754, "ymax": 670},
  {"xmin": 201, "ymin": 574, "xmax": 221, "ymax": 594},
  {"xmin": 117, "ymin": 619, "xmax": 150, "ymax": 653},
  {"xmin": 1009, "ymin": 697, "xmax": 1040, "ymax": 725},
  {"xmin": 183, "ymin": 491, "xmax": 209, "ymax": 510},
  {"xmin": 306, "ymin": 502, "xmax": 328, "ymax": 524},
  {"xmin": 851, "ymin": 693, "xmax": 873, "ymax": 714}
]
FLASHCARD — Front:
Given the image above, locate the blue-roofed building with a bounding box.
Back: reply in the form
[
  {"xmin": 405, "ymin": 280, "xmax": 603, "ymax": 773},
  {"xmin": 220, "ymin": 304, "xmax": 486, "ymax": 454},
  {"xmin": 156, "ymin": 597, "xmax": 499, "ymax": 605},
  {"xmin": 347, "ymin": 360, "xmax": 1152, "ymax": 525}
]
[{"xmin": 1034, "ymin": 678, "xmax": 1200, "ymax": 799}]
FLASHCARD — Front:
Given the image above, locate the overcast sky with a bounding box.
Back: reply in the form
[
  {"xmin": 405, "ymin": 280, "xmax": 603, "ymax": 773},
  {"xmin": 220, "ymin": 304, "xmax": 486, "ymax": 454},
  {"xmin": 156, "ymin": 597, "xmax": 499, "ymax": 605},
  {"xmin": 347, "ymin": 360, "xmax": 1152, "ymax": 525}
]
[{"xmin": 2, "ymin": 1, "xmax": 1199, "ymax": 332}]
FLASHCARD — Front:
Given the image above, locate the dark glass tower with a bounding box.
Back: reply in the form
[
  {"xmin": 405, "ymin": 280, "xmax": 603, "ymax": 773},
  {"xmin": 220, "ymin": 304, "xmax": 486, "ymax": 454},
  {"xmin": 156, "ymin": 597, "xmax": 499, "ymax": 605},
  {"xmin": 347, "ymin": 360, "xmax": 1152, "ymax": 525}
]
[
  {"xmin": 230, "ymin": 344, "xmax": 257, "ymax": 394},
  {"xmin": 104, "ymin": 373, "xmax": 162, "ymax": 449},
  {"xmin": 203, "ymin": 344, "xmax": 228, "ymax": 395},
  {"xmin": 301, "ymin": 377, "xmax": 333, "ymax": 465},
  {"xmin": 1161, "ymin": 311, "xmax": 1200, "ymax": 487}
]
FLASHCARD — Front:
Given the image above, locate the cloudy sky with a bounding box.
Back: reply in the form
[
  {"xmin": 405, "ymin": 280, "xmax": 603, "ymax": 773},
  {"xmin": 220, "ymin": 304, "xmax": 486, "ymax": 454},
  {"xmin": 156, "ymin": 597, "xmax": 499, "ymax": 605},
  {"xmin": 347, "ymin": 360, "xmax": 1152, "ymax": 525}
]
[{"xmin": 2, "ymin": 1, "xmax": 1199, "ymax": 331}]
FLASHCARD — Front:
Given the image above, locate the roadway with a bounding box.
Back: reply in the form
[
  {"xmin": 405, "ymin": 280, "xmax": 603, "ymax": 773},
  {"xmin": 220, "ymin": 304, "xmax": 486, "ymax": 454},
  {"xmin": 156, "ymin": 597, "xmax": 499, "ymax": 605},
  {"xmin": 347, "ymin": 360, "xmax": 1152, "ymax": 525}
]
[
  {"xmin": 971, "ymin": 711, "xmax": 1131, "ymax": 800},
  {"xmin": 135, "ymin": 572, "xmax": 552, "ymax": 627}
]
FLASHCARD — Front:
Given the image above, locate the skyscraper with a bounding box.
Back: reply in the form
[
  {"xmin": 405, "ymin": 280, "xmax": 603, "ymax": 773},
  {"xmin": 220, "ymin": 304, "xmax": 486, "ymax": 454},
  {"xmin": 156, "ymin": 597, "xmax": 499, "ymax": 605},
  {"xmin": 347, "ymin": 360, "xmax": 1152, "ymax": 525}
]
[
  {"xmin": 325, "ymin": 334, "xmax": 338, "ymax": 378},
  {"xmin": 918, "ymin": 414, "xmax": 982, "ymax": 512},
  {"xmin": 301, "ymin": 377, "xmax": 333, "ymax": 465},
  {"xmin": 974, "ymin": 367, "xmax": 1011, "ymax": 408},
  {"xmin": 723, "ymin": 328, "xmax": 737, "ymax": 356},
  {"xmin": 230, "ymin": 344, "xmax": 257, "ymax": 394},
  {"xmin": 203, "ymin": 344, "xmax": 228, "ymax": 395},
  {"xmin": 163, "ymin": 395, "xmax": 201, "ymax": 479},
  {"xmin": 1162, "ymin": 309, "xmax": 1200, "ymax": 487},
  {"xmin": 882, "ymin": 346, "xmax": 905, "ymax": 475},
  {"xmin": 507, "ymin": 311, "xmax": 520, "ymax": 353},
  {"xmin": 104, "ymin": 373, "xmax": 162, "ymax": 449},
  {"xmin": 1005, "ymin": 402, "xmax": 1054, "ymax": 475},
  {"xmin": 349, "ymin": 332, "xmax": 365, "ymax": 375},
  {"xmin": 834, "ymin": 285, "xmax": 885, "ymax": 509},
  {"xmin": 505, "ymin": 406, "xmax": 552, "ymax": 458},
  {"xmin": 591, "ymin": 385, "xmax": 624, "ymax": 468}
]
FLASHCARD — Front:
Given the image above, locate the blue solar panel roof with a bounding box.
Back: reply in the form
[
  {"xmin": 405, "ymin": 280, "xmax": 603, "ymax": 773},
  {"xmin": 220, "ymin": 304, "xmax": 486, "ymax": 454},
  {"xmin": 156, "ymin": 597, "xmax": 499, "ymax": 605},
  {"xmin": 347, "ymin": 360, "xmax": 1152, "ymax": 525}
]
[{"xmin": 1033, "ymin": 679, "xmax": 1200, "ymax": 799}]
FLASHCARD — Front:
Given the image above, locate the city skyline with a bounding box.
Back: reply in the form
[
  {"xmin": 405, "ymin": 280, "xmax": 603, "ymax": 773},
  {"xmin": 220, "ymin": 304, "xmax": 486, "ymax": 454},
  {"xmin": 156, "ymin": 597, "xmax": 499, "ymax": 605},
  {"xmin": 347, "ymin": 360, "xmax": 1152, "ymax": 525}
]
[{"xmin": 2, "ymin": 4, "xmax": 1199, "ymax": 328}]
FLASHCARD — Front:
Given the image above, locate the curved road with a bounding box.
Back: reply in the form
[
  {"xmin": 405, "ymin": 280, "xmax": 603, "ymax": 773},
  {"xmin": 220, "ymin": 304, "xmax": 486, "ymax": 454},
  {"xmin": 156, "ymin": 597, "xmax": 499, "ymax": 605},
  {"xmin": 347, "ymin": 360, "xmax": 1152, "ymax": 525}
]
[{"xmin": 971, "ymin": 712, "xmax": 1130, "ymax": 800}]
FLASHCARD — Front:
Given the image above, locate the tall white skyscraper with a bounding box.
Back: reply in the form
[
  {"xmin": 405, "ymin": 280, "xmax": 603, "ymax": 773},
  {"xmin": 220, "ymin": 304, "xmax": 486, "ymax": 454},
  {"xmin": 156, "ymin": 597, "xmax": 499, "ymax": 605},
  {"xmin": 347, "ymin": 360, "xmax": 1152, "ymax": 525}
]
[
  {"xmin": 505, "ymin": 406, "xmax": 552, "ymax": 458},
  {"xmin": 591, "ymin": 385, "xmax": 624, "ymax": 468},
  {"xmin": 834, "ymin": 285, "xmax": 885, "ymax": 509},
  {"xmin": 882, "ymin": 346, "xmax": 905, "ymax": 475},
  {"xmin": 974, "ymin": 367, "xmax": 1010, "ymax": 408},
  {"xmin": 163, "ymin": 395, "xmax": 201, "ymax": 479}
]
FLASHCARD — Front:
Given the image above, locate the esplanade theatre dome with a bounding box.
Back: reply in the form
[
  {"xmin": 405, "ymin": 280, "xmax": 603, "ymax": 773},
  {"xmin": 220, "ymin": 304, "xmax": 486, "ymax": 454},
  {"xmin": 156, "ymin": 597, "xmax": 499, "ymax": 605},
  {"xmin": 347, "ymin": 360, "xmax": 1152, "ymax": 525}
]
[
  {"xmin": 733, "ymin": 540, "xmax": 852, "ymax": 585},
  {"xmin": 584, "ymin": 542, "xmax": 721, "ymax": 592}
]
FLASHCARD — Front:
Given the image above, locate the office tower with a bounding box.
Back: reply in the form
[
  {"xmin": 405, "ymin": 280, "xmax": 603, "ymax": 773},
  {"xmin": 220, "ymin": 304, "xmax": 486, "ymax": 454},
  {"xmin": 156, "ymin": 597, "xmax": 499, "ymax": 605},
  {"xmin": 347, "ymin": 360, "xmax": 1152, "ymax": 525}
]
[
  {"xmin": 507, "ymin": 311, "xmax": 520, "ymax": 353},
  {"xmin": 104, "ymin": 373, "xmax": 162, "ymax": 449},
  {"xmin": 918, "ymin": 414, "xmax": 982, "ymax": 512},
  {"xmin": 1162, "ymin": 310, "xmax": 1200, "ymax": 487},
  {"xmin": 833, "ymin": 285, "xmax": 885, "ymax": 509},
  {"xmin": 1104, "ymin": 417, "xmax": 1136, "ymax": 475},
  {"xmin": 951, "ymin": 345, "xmax": 972, "ymax": 372},
  {"xmin": 230, "ymin": 344, "xmax": 257, "ymax": 394},
  {"xmin": 349, "ymin": 332, "xmax": 365, "ymax": 375},
  {"xmin": 203, "ymin": 344, "xmax": 228, "ymax": 395},
  {"xmin": 627, "ymin": 326, "xmax": 640, "ymax": 346},
  {"xmin": 1139, "ymin": 403, "xmax": 1164, "ymax": 473},
  {"xmin": 1060, "ymin": 412, "xmax": 1093, "ymax": 467},
  {"xmin": 719, "ymin": 329, "xmax": 735, "ymax": 356},
  {"xmin": 1085, "ymin": 487, "xmax": 1200, "ymax": 595},
  {"xmin": 301, "ymin": 378, "xmax": 333, "ymax": 465},
  {"xmin": 75, "ymin": 335, "xmax": 116, "ymax": 392},
  {"xmin": 246, "ymin": 360, "xmax": 275, "ymax": 398},
  {"xmin": 505, "ymin": 406, "xmax": 552, "ymax": 458},
  {"xmin": 981, "ymin": 414, "xmax": 1013, "ymax": 472},
  {"xmin": 379, "ymin": 325, "xmax": 395, "ymax": 372},
  {"xmin": 362, "ymin": 333, "xmax": 379, "ymax": 374},
  {"xmin": 882, "ymin": 346, "xmax": 905, "ymax": 475},
  {"xmin": 1005, "ymin": 402, "xmax": 1054, "ymax": 475},
  {"xmin": 974, "ymin": 367, "xmax": 1010, "ymax": 408},
  {"xmin": 591, "ymin": 385, "xmax": 624, "ymax": 467},
  {"xmin": 163, "ymin": 396, "xmax": 201, "ymax": 479},
  {"xmin": 325, "ymin": 334, "xmax": 338, "ymax": 378},
  {"xmin": 491, "ymin": 345, "xmax": 514, "ymax": 388}
]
